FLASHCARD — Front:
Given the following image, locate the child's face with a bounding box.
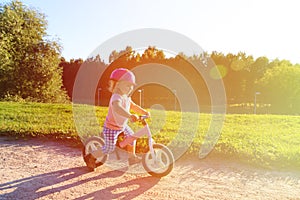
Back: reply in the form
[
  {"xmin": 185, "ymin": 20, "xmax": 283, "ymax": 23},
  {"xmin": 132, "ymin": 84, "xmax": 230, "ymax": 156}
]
[{"xmin": 116, "ymin": 81, "xmax": 134, "ymax": 95}]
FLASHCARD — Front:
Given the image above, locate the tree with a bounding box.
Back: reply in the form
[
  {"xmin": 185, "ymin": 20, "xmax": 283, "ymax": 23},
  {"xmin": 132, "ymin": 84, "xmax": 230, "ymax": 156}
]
[
  {"xmin": 141, "ymin": 46, "xmax": 165, "ymax": 61},
  {"xmin": 109, "ymin": 46, "xmax": 135, "ymax": 63},
  {"xmin": 256, "ymin": 64, "xmax": 300, "ymax": 113},
  {"xmin": 0, "ymin": 0, "xmax": 68, "ymax": 102}
]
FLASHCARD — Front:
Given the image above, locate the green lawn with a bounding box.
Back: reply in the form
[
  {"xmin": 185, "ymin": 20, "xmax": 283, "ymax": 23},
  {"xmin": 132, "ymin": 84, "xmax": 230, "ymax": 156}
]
[{"xmin": 1, "ymin": 101, "xmax": 300, "ymax": 170}]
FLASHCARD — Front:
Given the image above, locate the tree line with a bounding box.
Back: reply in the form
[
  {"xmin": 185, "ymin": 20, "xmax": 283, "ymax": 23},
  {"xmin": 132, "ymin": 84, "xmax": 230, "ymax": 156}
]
[
  {"xmin": 60, "ymin": 46, "xmax": 300, "ymax": 114},
  {"xmin": 1, "ymin": 1, "xmax": 300, "ymax": 114}
]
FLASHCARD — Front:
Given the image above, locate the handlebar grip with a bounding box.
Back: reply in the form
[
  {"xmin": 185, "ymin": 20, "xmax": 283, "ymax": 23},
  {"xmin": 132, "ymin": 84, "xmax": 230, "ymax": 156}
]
[{"xmin": 139, "ymin": 115, "xmax": 149, "ymax": 120}]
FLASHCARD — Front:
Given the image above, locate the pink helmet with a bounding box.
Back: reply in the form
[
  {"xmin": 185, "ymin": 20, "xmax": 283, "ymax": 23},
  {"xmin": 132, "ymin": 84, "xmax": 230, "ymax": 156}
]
[{"xmin": 110, "ymin": 68, "xmax": 136, "ymax": 85}]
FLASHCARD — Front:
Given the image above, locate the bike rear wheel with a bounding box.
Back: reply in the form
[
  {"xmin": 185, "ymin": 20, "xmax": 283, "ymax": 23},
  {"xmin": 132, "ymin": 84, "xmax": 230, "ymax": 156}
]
[
  {"xmin": 82, "ymin": 136, "xmax": 108, "ymax": 168},
  {"xmin": 142, "ymin": 143, "xmax": 174, "ymax": 177}
]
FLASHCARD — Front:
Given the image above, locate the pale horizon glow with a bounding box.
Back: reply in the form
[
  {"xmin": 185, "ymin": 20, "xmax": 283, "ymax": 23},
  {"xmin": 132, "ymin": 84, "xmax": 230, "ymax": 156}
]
[{"xmin": 5, "ymin": 0, "xmax": 300, "ymax": 64}]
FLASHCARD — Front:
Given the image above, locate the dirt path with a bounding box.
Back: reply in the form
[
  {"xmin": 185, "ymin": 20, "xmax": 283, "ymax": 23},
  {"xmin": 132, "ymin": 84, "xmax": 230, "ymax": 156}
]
[{"xmin": 1, "ymin": 136, "xmax": 300, "ymax": 200}]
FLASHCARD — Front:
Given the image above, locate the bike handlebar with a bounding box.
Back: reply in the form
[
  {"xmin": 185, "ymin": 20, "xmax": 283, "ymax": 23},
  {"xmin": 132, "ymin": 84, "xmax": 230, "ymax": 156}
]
[
  {"xmin": 139, "ymin": 115, "xmax": 150, "ymax": 120},
  {"xmin": 136, "ymin": 115, "xmax": 150, "ymax": 126}
]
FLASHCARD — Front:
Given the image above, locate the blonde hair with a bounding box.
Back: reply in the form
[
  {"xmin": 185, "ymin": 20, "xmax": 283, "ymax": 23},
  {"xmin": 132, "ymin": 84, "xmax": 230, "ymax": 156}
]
[{"xmin": 108, "ymin": 80, "xmax": 117, "ymax": 93}]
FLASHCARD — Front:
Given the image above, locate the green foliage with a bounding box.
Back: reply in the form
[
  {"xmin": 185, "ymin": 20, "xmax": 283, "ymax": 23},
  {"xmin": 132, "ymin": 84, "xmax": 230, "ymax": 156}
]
[
  {"xmin": 256, "ymin": 62, "xmax": 300, "ymax": 113},
  {"xmin": 0, "ymin": 0, "xmax": 68, "ymax": 102},
  {"xmin": 59, "ymin": 46, "xmax": 300, "ymax": 114},
  {"xmin": 1, "ymin": 101, "xmax": 300, "ymax": 170}
]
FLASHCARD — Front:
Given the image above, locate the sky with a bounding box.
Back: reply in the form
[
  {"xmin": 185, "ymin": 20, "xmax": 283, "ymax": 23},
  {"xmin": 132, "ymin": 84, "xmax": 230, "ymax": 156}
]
[{"xmin": 6, "ymin": 0, "xmax": 300, "ymax": 64}]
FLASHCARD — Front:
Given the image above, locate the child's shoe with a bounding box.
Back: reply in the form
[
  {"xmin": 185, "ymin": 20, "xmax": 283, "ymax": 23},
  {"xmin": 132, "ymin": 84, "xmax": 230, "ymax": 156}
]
[{"xmin": 84, "ymin": 153, "xmax": 96, "ymax": 170}]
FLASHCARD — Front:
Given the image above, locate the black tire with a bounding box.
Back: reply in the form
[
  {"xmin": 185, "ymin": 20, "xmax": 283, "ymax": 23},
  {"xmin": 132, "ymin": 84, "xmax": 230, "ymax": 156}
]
[
  {"xmin": 142, "ymin": 143, "xmax": 174, "ymax": 177},
  {"xmin": 82, "ymin": 136, "xmax": 108, "ymax": 168}
]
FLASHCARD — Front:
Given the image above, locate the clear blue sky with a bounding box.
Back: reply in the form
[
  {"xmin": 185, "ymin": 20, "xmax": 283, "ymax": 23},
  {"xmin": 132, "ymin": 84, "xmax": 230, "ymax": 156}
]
[{"xmin": 7, "ymin": 0, "xmax": 300, "ymax": 64}]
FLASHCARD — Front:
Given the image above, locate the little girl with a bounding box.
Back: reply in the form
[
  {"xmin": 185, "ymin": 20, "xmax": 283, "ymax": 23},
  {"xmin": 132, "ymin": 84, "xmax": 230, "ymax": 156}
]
[{"xmin": 85, "ymin": 68, "xmax": 149, "ymax": 169}]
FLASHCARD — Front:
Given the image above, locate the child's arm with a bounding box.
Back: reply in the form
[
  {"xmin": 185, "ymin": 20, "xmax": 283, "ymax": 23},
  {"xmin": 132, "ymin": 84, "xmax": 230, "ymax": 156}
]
[
  {"xmin": 112, "ymin": 100, "xmax": 138, "ymax": 122},
  {"xmin": 130, "ymin": 100, "xmax": 150, "ymax": 116}
]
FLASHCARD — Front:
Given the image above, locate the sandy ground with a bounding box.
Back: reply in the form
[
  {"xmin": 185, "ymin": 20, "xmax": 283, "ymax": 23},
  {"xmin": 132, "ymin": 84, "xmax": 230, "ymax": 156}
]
[{"xmin": 1, "ymin": 135, "xmax": 300, "ymax": 200}]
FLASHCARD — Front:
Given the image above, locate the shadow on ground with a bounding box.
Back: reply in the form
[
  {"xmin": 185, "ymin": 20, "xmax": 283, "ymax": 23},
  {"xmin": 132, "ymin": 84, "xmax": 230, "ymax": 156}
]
[{"xmin": 0, "ymin": 166, "xmax": 160, "ymax": 200}]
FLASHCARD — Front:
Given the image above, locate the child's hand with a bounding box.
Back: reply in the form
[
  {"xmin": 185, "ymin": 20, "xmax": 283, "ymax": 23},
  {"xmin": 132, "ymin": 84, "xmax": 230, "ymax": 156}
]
[
  {"xmin": 145, "ymin": 111, "xmax": 151, "ymax": 118},
  {"xmin": 129, "ymin": 114, "xmax": 139, "ymax": 122}
]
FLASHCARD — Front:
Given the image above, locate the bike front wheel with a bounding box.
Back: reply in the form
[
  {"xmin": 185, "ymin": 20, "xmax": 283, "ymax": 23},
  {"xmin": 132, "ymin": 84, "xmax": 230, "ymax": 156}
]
[{"xmin": 142, "ymin": 143, "xmax": 174, "ymax": 177}]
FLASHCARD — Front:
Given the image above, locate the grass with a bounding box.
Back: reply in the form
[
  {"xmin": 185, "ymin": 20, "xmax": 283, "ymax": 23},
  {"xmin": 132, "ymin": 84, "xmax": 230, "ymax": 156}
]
[
  {"xmin": 216, "ymin": 114, "xmax": 300, "ymax": 170},
  {"xmin": 0, "ymin": 102, "xmax": 75, "ymax": 137},
  {"xmin": 1, "ymin": 101, "xmax": 300, "ymax": 170}
]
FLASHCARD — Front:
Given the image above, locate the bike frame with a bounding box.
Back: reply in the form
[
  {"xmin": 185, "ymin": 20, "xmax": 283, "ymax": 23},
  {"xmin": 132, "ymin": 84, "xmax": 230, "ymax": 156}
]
[
  {"xmin": 140, "ymin": 117, "xmax": 156, "ymax": 161},
  {"xmin": 119, "ymin": 115, "xmax": 156, "ymax": 161}
]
